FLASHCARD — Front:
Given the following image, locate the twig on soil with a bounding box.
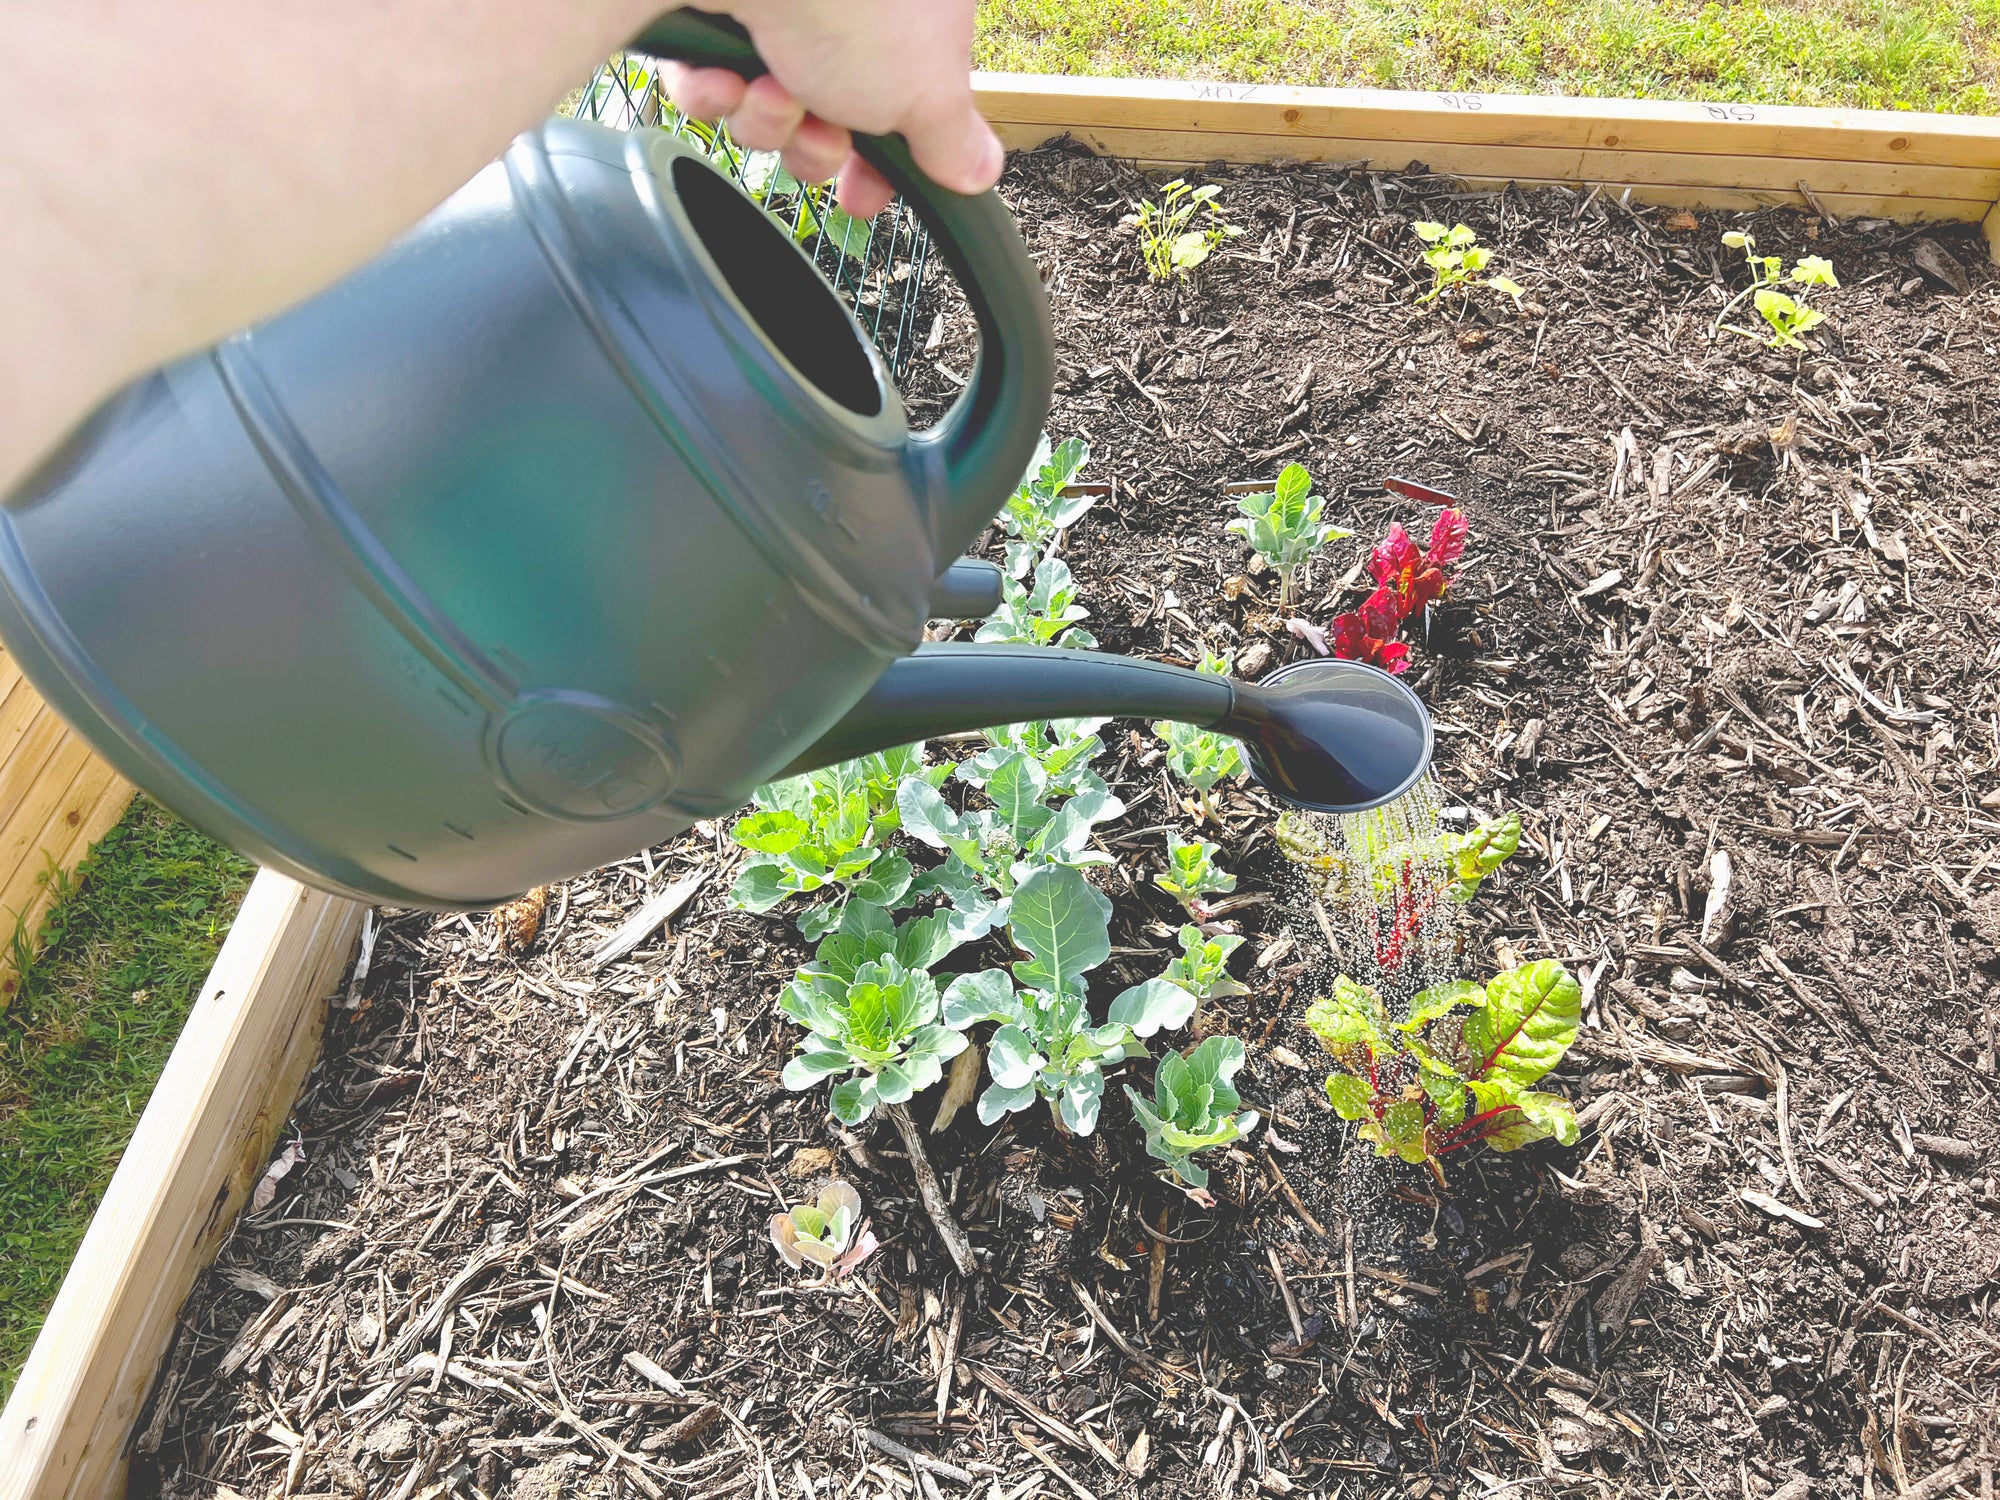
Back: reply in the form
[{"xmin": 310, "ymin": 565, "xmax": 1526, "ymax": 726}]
[
  {"xmin": 882, "ymin": 1103, "xmax": 976, "ymax": 1276},
  {"xmin": 859, "ymin": 1427, "xmax": 978, "ymax": 1483}
]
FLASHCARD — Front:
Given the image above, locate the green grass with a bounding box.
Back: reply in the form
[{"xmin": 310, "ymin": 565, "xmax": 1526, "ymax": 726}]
[
  {"xmin": 0, "ymin": 801, "xmax": 251, "ymax": 1398},
  {"xmin": 977, "ymin": 0, "xmax": 2000, "ymax": 113}
]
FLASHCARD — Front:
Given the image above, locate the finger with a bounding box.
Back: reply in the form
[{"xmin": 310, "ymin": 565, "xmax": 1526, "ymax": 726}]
[
  {"xmin": 724, "ymin": 73, "xmax": 806, "ymax": 153},
  {"xmin": 778, "ymin": 113, "xmax": 851, "ymax": 188},
  {"xmin": 835, "ymin": 156, "xmax": 896, "ymax": 220},
  {"xmin": 657, "ymin": 61, "xmax": 746, "ymax": 122},
  {"xmin": 902, "ymin": 95, "xmax": 1004, "ymax": 198}
]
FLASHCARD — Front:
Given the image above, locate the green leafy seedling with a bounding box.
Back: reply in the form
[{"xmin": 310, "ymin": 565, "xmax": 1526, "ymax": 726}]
[
  {"xmin": 1153, "ymin": 654, "xmax": 1245, "ymax": 820},
  {"xmin": 1155, "ymin": 832, "xmax": 1236, "ymax": 917},
  {"xmin": 731, "ymin": 748, "xmax": 950, "ymax": 938},
  {"xmin": 769, "ymin": 1179, "xmax": 878, "ymax": 1278},
  {"xmin": 1125, "ymin": 179, "xmax": 1244, "ymax": 282},
  {"xmin": 779, "ymin": 945, "xmax": 968, "ymax": 1127},
  {"xmin": 975, "ymin": 556, "xmax": 1098, "ymax": 650},
  {"xmin": 1310, "ymin": 959, "xmax": 1581, "ymax": 1183},
  {"xmin": 998, "ymin": 436, "xmax": 1095, "ymax": 580},
  {"xmin": 1412, "ymin": 221, "xmax": 1523, "ymax": 306},
  {"xmin": 1226, "ymin": 463, "xmax": 1352, "ymax": 607},
  {"xmin": 1717, "ymin": 233, "xmax": 1839, "ymax": 350},
  {"xmin": 1164, "ymin": 924, "xmax": 1249, "ymax": 1003},
  {"xmin": 1126, "ymin": 1036, "xmax": 1261, "ymax": 1188},
  {"xmin": 941, "ymin": 865, "xmax": 1196, "ymax": 1135}
]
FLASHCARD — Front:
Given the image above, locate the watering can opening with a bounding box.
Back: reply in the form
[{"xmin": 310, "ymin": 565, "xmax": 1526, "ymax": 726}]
[{"xmin": 670, "ymin": 154, "xmax": 884, "ymax": 420}]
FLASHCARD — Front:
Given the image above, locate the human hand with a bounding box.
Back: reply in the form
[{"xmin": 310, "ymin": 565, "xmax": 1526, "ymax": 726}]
[{"xmin": 656, "ymin": 0, "xmax": 1001, "ymax": 218}]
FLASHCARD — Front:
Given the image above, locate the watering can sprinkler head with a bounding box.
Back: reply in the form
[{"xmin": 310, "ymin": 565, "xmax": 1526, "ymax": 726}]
[
  {"xmin": 784, "ymin": 644, "xmax": 1434, "ymax": 816},
  {"xmin": 1217, "ymin": 657, "xmax": 1435, "ymax": 813}
]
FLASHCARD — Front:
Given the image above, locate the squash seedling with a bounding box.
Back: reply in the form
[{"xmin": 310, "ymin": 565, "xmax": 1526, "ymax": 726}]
[
  {"xmin": 1412, "ymin": 222, "xmax": 1524, "ymax": 307},
  {"xmin": 1126, "ymin": 179, "xmax": 1244, "ymax": 281},
  {"xmin": 1310, "ymin": 960, "xmax": 1581, "ymax": 1184},
  {"xmin": 1226, "ymin": 462, "xmax": 1351, "ymax": 608},
  {"xmin": 770, "ymin": 1179, "xmax": 879, "ymax": 1279},
  {"xmin": 1715, "ymin": 232, "xmax": 1839, "ymax": 350},
  {"xmin": 1126, "ymin": 1036, "xmax": 1260, "ymax": 1190}
]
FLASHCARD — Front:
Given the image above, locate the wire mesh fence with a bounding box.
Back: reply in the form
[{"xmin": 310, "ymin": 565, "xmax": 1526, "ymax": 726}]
[{"xmin": 568, "ymin": 56, "xmax": 941, "ymax": 380}]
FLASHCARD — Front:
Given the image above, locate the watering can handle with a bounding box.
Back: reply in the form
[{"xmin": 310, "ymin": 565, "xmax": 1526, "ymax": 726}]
[{"xmin": 627, "ymin": 9, "xmax": 1054, "ymax": 562}]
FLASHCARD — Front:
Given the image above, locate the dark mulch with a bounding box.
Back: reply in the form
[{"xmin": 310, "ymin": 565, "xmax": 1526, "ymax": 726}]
[{"xmin": 140, "ymin": 142, "xmax": 2000, "ymax": 1500}]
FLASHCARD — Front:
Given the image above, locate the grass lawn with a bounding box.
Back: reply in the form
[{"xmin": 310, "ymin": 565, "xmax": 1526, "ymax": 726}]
[
  {"xmin": 976, "ymin": 0, "xmax": 2000, "ymax": 114},
  {"xmin": 0, "ymin": 800, "xmax": 251, "ymax": 1398}
]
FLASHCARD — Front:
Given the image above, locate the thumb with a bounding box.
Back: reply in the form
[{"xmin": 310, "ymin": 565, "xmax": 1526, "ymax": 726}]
[{"xmin": 899, "ymin": 91, "xmax": 1003, "ymax": 198}]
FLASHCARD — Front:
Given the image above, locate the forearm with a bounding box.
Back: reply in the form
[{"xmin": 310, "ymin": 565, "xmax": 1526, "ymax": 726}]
[{"xmin": 0, "ymin": 0, "xmax": 665, "ymax": 492}]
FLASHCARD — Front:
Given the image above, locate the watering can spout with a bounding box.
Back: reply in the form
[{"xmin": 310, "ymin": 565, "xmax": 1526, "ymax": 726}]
[{"xmin": 782, "ymin": 645, "xmax": 1435, "ymax": 814}]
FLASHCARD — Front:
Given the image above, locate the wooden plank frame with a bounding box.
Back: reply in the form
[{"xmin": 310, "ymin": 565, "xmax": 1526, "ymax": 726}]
[
  {"xmin": 975, "ymin": 73, "xmax": 2000, "ymax": 256},
  {"xmin": 0, "ymin": 872, "xmax": 364, "ymax": 1500},
  {"xmin": 0, "ymin": 649, "xmax": 137, "ymax": 1006}
]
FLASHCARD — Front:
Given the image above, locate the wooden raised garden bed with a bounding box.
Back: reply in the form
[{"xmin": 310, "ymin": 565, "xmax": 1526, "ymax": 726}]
[{"xmin": 4, "ymin": 77, "xmax": 1998, "ymax": 1500}]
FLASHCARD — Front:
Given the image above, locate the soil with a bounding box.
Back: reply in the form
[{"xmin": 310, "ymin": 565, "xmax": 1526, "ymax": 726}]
[{"xmin": 141, "ymin": 144, "xmax": 2000, "ymax": 1500}]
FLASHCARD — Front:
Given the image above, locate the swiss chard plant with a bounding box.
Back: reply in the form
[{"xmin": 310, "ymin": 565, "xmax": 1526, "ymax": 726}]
[
  {"xmin": 1156, "ymin": 832, "xmax": 1237, "ymax": 917},
  {"xmin": 1126, "ymin": 1036, "xmax": 1260, "ymax": 1188},
  {"xmin": 1716, "ymin": 232, "xmax": 1839, "ymax": 350},
  {"xmin": 998, "ymin": 436, "xmax": 1095, "ymax": 580},
  {"xmin": 1278, "ymin": 808, "xmax": 1520, "ymax": 972},
  {"xmin": 1297, "ymin": 507, "xmax": 1468, "ymax": 678},
  {"xmin": 731, "ymin": 748, "xmax": 951, "ymax": 939},
  {"xmin": 1153, "ymin": 654, "xmax": 1245, "ymax": 819},
  {"xmin": 976, "ymin": 556, "xmax": 1099, "ymax": 650},
  {"xmin": 769, "ymin": 1179, "xmax": 878, "ymax": 1279},
  {"xmin": 1126, "ymin": 179, "xmax": 1244, "ymax": 281},
  {"xmin": 777, "ymin": 903, "xmax": 969, "ymax": 1126},
  {"xmin": 1226, "ymin": 463, "xmax": 1351, "ymax": 608},
  {"xmin": 941, "ymin": 865, "xmax": 1195, "ymax": 1135},
  {"xmin": 1309, "ymin": 960, "xmax": 1580, "ymax": 1181},
  {"xmin": 1412, "ymin": 222, "xmax": 1524, "ymax": 306}
]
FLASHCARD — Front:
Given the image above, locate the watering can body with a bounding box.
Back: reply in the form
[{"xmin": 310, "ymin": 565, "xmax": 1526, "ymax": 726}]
[{"xmin": 0, "ymin": 112, "xmax": 1052, "ymax": 908}]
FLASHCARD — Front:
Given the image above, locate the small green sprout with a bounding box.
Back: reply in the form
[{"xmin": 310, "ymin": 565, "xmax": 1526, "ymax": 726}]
[
  {"xmin": 1412, "ymin": 222, "xmax": 1523, "ymax": 306},
  {"xmin": 1717, "ymin": 233, "xmax": 1839, "ymax": 350},
  {"xmin": 1126, "ymin": 1036, "xmax": 1261, "ymax": 1188},
  {"xmin": 1226, "ymin": 463, "xmax": 1352, "ymax": 607},
  {"xmin": 975, "ymin": 556, "xmax": 1098, "ymax": 650},
  {"xmin": 998, "ymin": 436, "xmax": 1095, "ymax": 580},
  {"xmin": 1156, "ymin": 832, "xmax": 1236, "ymax": 916},
  {"xmin": 1164, "ymin": 924, "xmax": 1250, "ymax": 1003},
  {"xmin": 1126, "ymin": 179, "xmax": 1244, "ymax": 281},
  {"xmin": 1154, "ymin": 654, "xmax": 1246, "ymax": 820},
  {"xmin": 769, "ymin": 1179, "xmax": 878, "ymax": 1278}
]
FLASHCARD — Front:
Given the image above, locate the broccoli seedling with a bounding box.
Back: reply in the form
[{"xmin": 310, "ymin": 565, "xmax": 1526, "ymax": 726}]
[
  {"xmin": 769, "ymin": 1179, "xmax": 878, "ymax": 1279},
  {"xmin": 998, "ymin": 435, "xmax": 1095, "ymax": 580},
  {"xmin": 975, "ymin": 556, "xmax": 1098, "ymax": 650},
  {"xmin": 1126, "ymin": 1036, "xmax": 1261, "ymax": 1188},
  {"xmin": 731, "ymin": 748, "xmax": 950, "ymax": 938},
  {"xmin": 1155, "ymin": 832, "xmax": 1236, "ymax": 918},
  {"xmin": 1153, "ymin": 654, "xmax": 1245, "ymax": 819},
  {"xmin": 779, "ymin": 943, "xmax": 968, "ymax": 1126},
  {"xmin": 1226, "ymin": 463, "xmax": 1351, "ymax": 608},
  {"xmin": 941, "ymin": 865, "xmax": 1195, "ymax": 1135},
  {"xmin": 1309, "ymin": 960, "xmax": 1581, "ymax": 1183},
  {"xmin": 1164, "ymin": 924, "xmax": 1250, "ymax": 1003}
]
